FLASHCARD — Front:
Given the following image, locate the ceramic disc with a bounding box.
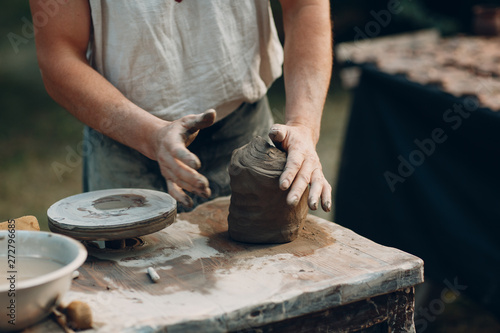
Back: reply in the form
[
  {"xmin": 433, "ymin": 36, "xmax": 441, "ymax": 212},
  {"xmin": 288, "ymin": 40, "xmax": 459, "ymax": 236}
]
[{"xmin": 47, "ymin": 188, "xmax": 177, "ymax": 241}]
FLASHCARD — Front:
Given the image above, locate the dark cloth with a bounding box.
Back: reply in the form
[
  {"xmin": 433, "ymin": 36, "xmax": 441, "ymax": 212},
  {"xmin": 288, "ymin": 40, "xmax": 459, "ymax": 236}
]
[
  {"xmin": 83, "ymin": 97, "xmax": 274, "ymax": 212},
  {"xmin": 335, "ymin": 65, "xmax": 500, "ymax": 316}
]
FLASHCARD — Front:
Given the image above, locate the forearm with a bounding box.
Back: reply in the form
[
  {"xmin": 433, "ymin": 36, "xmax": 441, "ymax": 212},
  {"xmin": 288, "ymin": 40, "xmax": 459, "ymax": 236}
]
[
  {"xmin": 39, "ymin": 55, "xmax": 166, "ymax": 161},
  {"xmin": 281, "ymin": 0, "xmax": 333, "ymax": 143}
]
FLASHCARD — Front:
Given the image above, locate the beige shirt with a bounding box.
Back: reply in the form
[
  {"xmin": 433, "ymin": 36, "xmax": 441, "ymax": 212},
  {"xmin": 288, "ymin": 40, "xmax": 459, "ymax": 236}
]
[{"xmin": 88, "ymin": 0, "xmax": 284, "ymax": 121}]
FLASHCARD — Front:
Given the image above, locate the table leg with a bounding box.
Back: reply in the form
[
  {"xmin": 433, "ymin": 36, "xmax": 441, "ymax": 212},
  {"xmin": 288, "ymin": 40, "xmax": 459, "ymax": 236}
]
[{"xmin": 387, "ymin": 287, "xmax": 416, "ymax": 333}]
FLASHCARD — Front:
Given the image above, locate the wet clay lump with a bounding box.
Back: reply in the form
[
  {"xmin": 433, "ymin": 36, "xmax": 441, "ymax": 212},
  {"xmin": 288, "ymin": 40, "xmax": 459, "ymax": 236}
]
[{"xmin": 228, "ymin": 136, "xmax": 309, "ymax": 243}]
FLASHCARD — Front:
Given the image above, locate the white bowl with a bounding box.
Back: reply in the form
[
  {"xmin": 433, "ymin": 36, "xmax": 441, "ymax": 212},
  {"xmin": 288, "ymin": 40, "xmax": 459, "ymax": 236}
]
[{"xmin": 0, "ymin": 231, "xmax": 87, "ymax": 332}]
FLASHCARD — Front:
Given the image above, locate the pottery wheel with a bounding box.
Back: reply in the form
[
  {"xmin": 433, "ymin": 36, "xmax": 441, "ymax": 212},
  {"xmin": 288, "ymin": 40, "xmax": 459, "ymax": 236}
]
[{"xmin": 47, "ymin": 189, "xmax": 177, "ymax": 241}]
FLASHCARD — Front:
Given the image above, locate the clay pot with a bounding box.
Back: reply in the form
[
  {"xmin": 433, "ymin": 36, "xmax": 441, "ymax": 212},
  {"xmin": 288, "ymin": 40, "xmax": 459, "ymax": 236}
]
[{"xmin": 228, "ymin": 136, "xmax": 309, "ymax": 243}]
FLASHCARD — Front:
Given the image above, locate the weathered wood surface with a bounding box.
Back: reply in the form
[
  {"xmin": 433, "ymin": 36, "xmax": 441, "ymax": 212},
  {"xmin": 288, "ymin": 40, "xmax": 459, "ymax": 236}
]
[
  {"xmin": 27, "ymin": 196, "xmax": 423, "ymax": 332},
  {"xmin": 235, "ymin": 288, "xmax": 416, "ymax": 333},
  {"xmin": 336, "ymin": 29, "xmax": 500, "ymax": 110}
]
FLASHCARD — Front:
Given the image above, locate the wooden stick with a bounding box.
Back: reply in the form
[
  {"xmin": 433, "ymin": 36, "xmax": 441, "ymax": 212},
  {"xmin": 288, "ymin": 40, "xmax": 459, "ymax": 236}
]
[{"xmin": 52, "ymin": 308, "xmax": 75, "ymax": 333}]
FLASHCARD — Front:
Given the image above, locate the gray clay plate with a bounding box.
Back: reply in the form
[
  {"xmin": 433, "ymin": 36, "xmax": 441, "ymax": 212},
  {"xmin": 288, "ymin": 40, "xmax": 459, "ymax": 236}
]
[{"xmin": 47, "ymin": 188, "xmax": 177, "ymax": 240}]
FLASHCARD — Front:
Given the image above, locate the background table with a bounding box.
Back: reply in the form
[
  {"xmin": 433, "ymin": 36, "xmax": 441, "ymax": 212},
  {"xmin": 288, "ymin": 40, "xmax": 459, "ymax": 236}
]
[
  {"xmin": 25, "ymin": 197, "xmax": 422, "ymax": 332},
  {"xmin": 335, "ymin": 63, "xmax": 500, "ymax": 317}
]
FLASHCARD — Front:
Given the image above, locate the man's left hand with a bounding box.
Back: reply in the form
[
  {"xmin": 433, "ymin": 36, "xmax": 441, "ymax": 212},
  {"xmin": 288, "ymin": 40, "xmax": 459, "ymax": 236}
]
[{"xmin": 269, "ymin": 123, "xmax": 331, "ymax": 212}]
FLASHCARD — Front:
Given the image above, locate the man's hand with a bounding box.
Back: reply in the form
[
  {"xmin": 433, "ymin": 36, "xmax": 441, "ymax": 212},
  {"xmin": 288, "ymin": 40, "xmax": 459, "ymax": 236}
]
[
  {"xmin": 152, "ymin": 110, "xmax": 216, "ymax": 208},
  {"xmin": 269, "ymin": 124, "xmax": 331, "ymax": 212}
]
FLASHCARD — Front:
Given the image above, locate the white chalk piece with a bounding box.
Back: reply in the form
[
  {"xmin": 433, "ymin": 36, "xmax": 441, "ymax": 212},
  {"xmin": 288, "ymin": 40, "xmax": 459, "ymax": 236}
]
[{"xmin": 147, "ymin": 267, "xmax": 160, "ymax": 283}]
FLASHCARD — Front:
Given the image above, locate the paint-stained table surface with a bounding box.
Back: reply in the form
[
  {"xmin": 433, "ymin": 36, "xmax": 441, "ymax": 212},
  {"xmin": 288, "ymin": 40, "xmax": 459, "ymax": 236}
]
[{"xmin": 25, "ymin": 196, "xmax": 423, "ymax": 332}]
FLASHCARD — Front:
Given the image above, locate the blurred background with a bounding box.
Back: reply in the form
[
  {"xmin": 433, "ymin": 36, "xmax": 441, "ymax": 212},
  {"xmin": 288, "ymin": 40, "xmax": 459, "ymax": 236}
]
[{"xmin": 1, "ymin": 0, "xmax": 499, "ymax": 332}]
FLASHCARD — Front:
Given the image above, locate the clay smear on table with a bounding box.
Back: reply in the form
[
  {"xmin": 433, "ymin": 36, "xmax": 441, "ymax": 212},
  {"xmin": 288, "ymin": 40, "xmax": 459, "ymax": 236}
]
[{"xmin": 228, "ymin": 136, "xmax": 309, "ymax": 243}]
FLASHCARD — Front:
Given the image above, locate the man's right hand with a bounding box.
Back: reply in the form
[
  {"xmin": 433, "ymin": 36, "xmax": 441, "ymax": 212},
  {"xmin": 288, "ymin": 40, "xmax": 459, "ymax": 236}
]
[{"xmin": 152, "ymin": 110, "xmax": 216, "ymax": 208}]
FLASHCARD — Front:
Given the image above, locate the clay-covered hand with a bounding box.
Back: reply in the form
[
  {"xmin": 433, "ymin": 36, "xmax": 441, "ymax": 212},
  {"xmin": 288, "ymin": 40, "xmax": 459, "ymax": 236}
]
[
  {"xmin": 269, "ymin": 124, "xmax": 332, "ymax": 212},
  {"xmin": 152, "ymin": 109, "xmax": 216, "ymax": 207}
]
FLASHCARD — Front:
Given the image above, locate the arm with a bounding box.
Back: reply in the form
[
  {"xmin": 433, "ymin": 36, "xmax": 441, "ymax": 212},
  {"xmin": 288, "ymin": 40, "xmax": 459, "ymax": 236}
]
[
  {"xmin": 272, "ymin": 0, "xmax": 333, "ymax": 211},
  {"xmin": 29, "ymin": 0, "xmax": 214, "ymax": 207}
]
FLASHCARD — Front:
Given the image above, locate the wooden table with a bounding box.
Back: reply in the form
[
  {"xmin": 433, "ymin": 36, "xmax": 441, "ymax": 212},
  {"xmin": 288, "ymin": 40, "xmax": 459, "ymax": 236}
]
[{"xmin": 26, "ymin": 197, "xmax": 423, "ymax": 332}]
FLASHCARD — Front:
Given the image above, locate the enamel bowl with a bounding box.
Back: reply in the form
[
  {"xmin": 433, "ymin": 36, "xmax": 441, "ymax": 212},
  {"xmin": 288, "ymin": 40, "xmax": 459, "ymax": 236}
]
[{"xmin": 0, "ymin": 231, "xmax": 87, "ymax": 332}]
